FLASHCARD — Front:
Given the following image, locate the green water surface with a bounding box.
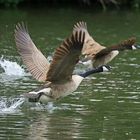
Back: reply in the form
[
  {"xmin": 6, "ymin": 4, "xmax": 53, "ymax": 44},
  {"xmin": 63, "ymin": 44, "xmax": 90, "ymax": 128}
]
[{"xmin": 0, "ymin": 8, "xmax": 140, "ymax": 140}]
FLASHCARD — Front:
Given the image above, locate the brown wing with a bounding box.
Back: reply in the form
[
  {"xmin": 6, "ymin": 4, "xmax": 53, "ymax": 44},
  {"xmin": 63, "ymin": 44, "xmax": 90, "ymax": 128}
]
[
  {"xmin": 15, "ymin": 22, "xmax": 50, "ymax": 82},
  {"xmin": 94, "ymin": 37, "xmax": 136, "ymax": 59},
  {"xmin": 73, "ymin": 21, "xmax": 105, "ymax": 58},
  {"xmin": 46, "ymin": 30, "xmax": 85, "ymax": 83}
]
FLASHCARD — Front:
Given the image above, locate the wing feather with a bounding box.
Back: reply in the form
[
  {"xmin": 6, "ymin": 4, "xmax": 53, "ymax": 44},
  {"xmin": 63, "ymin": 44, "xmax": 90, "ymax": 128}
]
[
  {"xmin": 94, "ymin": 37, "xmax": 136, "ymax": 59},
  {"xmin": 46, "ymin": 30, "xmax": 85, "ymax": 83},
  {"xmin": 15, "ymin": 22, "xmax": 50, "ymax": 82},
  {"xmin": 73, "ymin": 21, "xmax": 105, "ymax": 58}
]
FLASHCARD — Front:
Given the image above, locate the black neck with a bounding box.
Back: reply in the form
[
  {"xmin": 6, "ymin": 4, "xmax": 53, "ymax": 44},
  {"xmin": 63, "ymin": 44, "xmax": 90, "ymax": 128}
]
[{"xmin": 79, "ymin": 67, "xmax": 103, "ymax": 78}]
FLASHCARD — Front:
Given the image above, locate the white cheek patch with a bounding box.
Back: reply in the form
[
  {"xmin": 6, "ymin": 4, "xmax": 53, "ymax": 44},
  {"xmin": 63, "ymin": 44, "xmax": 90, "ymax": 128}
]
[
  {"xmin": 37, "ymin": 88, "xmax": 51, "ymax": 94},
  {"xmin": 132, "ymin": 45, "xmax": 137, "ymax": 50},
  {"xmin": 29, "ymin": 88, "xmax": 51, "ymax": 95},
  {"xmin": 103, "ymin": 66, "xmax": 109, "ymax": 72},
  {"xmin": 29, "ymin": 91, "xmax": 38, "ymax": 95}
]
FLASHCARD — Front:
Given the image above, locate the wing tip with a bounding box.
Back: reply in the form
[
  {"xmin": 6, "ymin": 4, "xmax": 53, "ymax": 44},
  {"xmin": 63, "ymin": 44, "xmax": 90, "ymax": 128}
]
[
  {"xmin": 14, "ymin": 21, "xmax": 30, "ymax": 45},
  {"xmin": 72, "ymin": 28, "xmax": 85, "ymax": 47},
  {"xmin": 15, "ymin": 21, "xmax": 28, "ymax": 35},
  {"xmin": 73, "ymin": 21, "xmax": 87, "ymax": 31},
  {"xmin": 121, "ymin": 37, "xmax": 136, "ymax": 46}
]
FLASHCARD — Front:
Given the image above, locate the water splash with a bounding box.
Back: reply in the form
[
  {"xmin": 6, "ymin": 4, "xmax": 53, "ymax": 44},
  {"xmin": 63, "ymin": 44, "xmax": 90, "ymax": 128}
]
[
  {"xmin": 0, "ymin": 56, "xmax": 25, "ymax": 76},
  {"xmin": 47, "ymin": 55, "xmax": 53, "ymax": 63},
  {"xmin": 0, "ymin": 97, "xmax": 25, "ymax": 114}
]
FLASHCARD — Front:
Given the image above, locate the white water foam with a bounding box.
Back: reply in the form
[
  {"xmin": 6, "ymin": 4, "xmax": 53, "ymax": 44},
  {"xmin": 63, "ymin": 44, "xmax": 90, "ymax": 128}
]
[
  {"xmin": 0, "ymin": 97, "xmax": 25, "ymax": 114},
  {"xmin": 0, "ymin": 57, "xmax": 25, "ymax": 76}
]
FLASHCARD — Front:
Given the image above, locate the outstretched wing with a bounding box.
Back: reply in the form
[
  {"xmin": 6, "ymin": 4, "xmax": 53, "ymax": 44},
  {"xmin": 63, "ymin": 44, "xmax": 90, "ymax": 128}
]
[
  {"xmin": 94, "ymin": 37, "xmax": 136, "ymax": 59},
  {"xmin": 73, "ymin": 21, "xmax": 105, "ymax": 57},
  {"xmin": 46, "ymin": 30, "xmax": 85, "ymax": 83},
  {"xmin": 15, "ymin": 22, "xmax": 50, "ymax": 82}
]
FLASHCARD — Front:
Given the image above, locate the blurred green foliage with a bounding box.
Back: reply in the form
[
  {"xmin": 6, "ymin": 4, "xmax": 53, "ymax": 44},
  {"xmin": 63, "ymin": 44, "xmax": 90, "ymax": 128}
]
[
  {"xmin": 0, "ymin": 0, "xmax": 23, "ymax": 7},
  {"xmin": 132, "ymin": 0, "xmax": 140, "ymax": 9},
  {"xmin": 0, "ymin": 0, "xmax": 140, "ymax": 10}
]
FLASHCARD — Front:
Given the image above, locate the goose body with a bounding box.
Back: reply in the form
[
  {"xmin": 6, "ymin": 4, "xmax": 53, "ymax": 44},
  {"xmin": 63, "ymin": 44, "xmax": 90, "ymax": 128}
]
[
  {"xmin": 93, "ymin": 50, "xmax": 119, "ymax": 67},
  {"xmin": 73, "ymin": 21, "xmax": 140, "ymax": 68},
  {"xmin": 28, "ymin": 75, "xmax": 84, "ymax": 103},
  {"xmin": 15, "ymin": 22, "xmax": 110, "ymax": 104}
]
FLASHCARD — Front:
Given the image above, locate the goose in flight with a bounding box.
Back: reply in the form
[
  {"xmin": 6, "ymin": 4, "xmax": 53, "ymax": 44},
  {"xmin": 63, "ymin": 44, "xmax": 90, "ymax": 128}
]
[
  {"xmin": 73, "ymin": 21, "xmax": 140, "ymax": 68},
  {"xmin": 14, "ymin": 22, "xmax": 110, "ymax": 104}
]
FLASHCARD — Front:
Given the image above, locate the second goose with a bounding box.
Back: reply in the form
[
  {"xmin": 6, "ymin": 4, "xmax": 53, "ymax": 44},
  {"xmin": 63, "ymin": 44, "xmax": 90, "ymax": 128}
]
[{"xmin": 73, "ymin": 21, "xmax": 140, "ymax": 68}]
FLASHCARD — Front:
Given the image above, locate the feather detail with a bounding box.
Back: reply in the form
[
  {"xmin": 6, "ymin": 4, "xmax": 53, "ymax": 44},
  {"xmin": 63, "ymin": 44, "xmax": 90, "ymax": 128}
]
[
  {"xmin": 15, "ymin": 22, "xmax": 50, "ymax": 82},
  {"xmin": 46, "ymin": 29, "xmax": 85, "ymax": 83},
  {"xmin": 73, "ymin": 21, "xmax": 105, "ymax": 57},
  {"xmin": 95, "ymin": 37, "xmax": 136, "ymax": 59}
]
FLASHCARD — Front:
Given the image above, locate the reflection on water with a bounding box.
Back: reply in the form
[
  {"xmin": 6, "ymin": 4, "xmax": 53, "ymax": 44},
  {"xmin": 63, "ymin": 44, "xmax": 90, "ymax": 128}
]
[
  {"xmin": 26, "ymin": 105, "xmax": 90, "ymax": 140},
  {"xmin": 0, "ymin": 8, "xmax": 140, "ymax": 140}
]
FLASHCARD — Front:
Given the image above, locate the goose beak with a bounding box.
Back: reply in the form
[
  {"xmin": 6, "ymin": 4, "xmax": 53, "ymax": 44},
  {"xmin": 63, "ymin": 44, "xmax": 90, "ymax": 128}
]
[{"xmin": 135, "ymin": 45, "xmax": 140, "ymax": 49}]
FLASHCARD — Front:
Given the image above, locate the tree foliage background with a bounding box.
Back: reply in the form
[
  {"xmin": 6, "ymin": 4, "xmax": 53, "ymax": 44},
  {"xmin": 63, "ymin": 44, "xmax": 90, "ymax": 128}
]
[{"xmin": 0, "ymin": 0, "xmax": 140, "ymax": 10}]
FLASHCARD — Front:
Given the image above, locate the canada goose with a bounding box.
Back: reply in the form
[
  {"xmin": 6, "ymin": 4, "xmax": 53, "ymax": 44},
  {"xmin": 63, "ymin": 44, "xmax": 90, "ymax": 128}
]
[
  {"xmin": 14, "ymin": 22, "xmax": 111, "ymax": 104},
  {"xmin": 73, "ymin": 21, "xmax": 140, "ymax": 68}
]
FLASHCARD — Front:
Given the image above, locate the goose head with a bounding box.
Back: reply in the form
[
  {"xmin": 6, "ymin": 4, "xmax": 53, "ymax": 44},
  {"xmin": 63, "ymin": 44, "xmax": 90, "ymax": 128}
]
[
  {"xmin": 24, "ymin": 88, "xmax": 53, "ymax": 104},
  {"xmin": 132, "ymin": 45, "xmax": 140, "ymax": 50}
]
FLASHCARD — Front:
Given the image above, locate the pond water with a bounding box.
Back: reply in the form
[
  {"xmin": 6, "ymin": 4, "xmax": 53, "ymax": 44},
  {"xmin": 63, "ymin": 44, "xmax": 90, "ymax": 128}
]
[{"xmin": 0, "ymin": 8, "xmax": 140, "ymax": 140}]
